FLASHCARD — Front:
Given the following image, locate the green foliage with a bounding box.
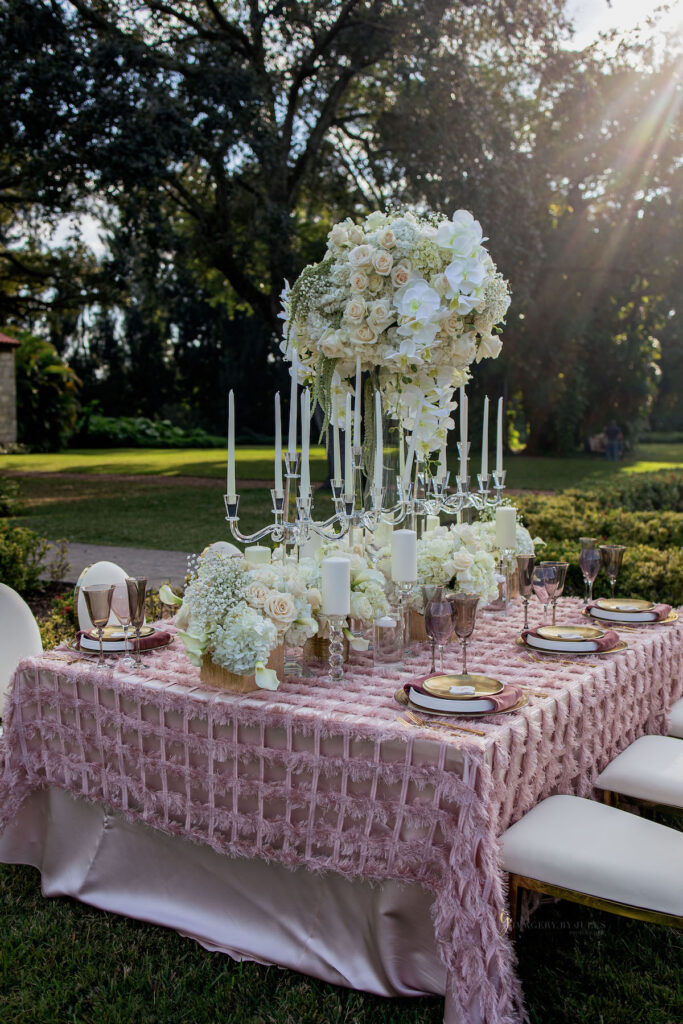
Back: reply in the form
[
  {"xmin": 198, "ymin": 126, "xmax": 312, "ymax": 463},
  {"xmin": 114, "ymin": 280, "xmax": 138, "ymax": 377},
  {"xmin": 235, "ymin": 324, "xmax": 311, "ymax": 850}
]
[
  {"xmin": 14, "ymin": 331, "xmax": 80, "ymax": 451},
  {"xmin": 0, "ymin": 475, "xmax": 21, "ymax": 517},
  {"xmin": 0, "ymin": 520, "xmax": 48, "ymax": 593},
  {"xmin": 38, "ymin": 590, "xmax": 76, "ymax": 649},
  {"xmin": 77, "ymin": 414, "xmax": 224, "ymax": 450}
]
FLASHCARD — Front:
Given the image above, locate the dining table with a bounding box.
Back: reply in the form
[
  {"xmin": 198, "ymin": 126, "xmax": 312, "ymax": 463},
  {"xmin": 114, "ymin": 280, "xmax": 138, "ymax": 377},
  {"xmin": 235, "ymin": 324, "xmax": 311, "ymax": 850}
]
[{"xmin": 1, "ymin": 597, "xmax": 681, "ymax": 1024}]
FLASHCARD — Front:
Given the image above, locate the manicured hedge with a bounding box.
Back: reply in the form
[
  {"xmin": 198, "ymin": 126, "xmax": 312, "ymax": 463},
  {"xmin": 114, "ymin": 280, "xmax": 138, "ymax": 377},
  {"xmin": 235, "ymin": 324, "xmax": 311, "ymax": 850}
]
[{"xmin": 76, "ymin": 414, "xmax": 224, "ymax": 450}]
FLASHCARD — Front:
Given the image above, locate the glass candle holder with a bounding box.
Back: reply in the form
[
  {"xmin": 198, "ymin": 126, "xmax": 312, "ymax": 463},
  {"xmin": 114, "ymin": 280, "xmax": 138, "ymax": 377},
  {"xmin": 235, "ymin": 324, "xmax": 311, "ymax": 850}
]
[{"xmin": 373, "ymin": 613, "xmax": 404, "ymax": 668}]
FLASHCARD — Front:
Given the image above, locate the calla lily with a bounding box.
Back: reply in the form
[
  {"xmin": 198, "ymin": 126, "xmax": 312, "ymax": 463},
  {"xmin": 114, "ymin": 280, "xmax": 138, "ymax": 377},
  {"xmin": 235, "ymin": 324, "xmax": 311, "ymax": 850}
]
[
  {"xmin": 177, "ymin": 628, "xmax": 207, "ymax": 658},
  {"xmin": 158, "ymin": 584, "xmax": 183, "ymax": 606},
  {"xmin": 254, "ymin": 661, "xmax": 280, "ymax": 690},
  {"xmin": 343, "ymin": 628, "xmax": 370, "ymax": 652}
]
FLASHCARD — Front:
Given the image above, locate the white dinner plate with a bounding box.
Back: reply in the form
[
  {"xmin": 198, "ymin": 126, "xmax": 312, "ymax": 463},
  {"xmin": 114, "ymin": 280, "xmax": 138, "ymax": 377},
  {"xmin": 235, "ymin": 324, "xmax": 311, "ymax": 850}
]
[
  {"xmin": 524, "ymin": 633, "xmax": 604, "ymax": 653},
  {"xmin": 587, "ymin": 607, "xmax": 658, "ymax": 623}
]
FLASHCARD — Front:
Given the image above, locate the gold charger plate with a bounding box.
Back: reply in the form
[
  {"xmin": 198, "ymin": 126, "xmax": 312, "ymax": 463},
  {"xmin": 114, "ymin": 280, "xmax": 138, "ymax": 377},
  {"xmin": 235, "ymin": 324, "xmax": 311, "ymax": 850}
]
[
  {"xmin": 516, "ymin": 636, "xmax": 627, "ymax": 656},
  {"xmin": 537, "ymin": 624, "xmax": 605, "ymax": 642},
  {"xmin": 595, "ymin": 598, "xmax": 654, "ymax": 612},
  {"xmin": 67, "ymin": 631, "xmax": 174, "ymax": 655},
  {"xmin": 581, "ymin": 608, "xmax": 678, "ymax": 626},
  {"xmin": 395, "ymin": 687, "xmax": 529, "ymax": 718},
  {"xmin": 85, "ymin": 624, "xmax": 155, "ymax": 642},
  {"xmin": 422, "ymin": 673, "xmax": 504, "ymax": 699}
]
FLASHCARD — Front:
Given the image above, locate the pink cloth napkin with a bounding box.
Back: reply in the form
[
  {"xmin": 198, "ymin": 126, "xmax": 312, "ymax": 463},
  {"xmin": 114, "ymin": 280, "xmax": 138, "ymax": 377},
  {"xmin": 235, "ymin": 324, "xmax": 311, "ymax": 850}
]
[
  {"xmin": 78, "ymin": 629, "xmax": 172, "ymax": 651},
  {"xmin": 586, "ymin": 601, "xmax": 671, "ymax": 621},
  {"xmin": 404, "ymin": 680, "xmax": 523, "ymax": 713},
  {"xmin": 521, "ymin": 627, "xmax": 619, "ymax": 652}
]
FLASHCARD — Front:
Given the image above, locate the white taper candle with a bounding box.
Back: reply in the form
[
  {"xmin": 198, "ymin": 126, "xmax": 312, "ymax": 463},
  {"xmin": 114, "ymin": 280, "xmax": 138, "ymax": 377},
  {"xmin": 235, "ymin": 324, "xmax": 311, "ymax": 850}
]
[
  {"xmin": 288, "ymin": 351, "xmax": 298, "ymax": 456},
  {"xmin": 274, "ymin": 392, "xmax": 283, "ymax": 497},
  {"xmin": 481, "ymin": 395, "xmax": 489, "ymax": 479},
  {"xmin": 353, "ymin": 356, "xmax": 361, "ymax": 449},
  {"xmin": 227, "ymin": 389, "xmax": 236, "ymax": 500},
  {"xmin": 332, "ymin": 392, "xmax": 341, "ymax": 482},
  {"xmin": 300, "ymin": 388, "xmax": 310, "ymax": 500},
  {"xmin": 344, "ymin": 393, "xmax": 353, "ymax": 495},
  {"xmin": 496, "ymin": 397, "xmax": 504, "ymax": 475},
  {"xmin": 374, "ymin": 391, "xmax": 383, "ymax": 492}
]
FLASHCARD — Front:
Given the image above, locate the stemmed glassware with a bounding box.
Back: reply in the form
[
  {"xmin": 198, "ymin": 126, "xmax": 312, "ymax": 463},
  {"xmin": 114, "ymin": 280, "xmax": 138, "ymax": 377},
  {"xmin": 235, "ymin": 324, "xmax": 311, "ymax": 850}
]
[
  {"xmin": 532, "ymin": 564, "xmax": 560, "ymax": 623},
  {"xmin": 599, "ymin": 545, "xmax": 626, "ymax": 598},
  {"xmin": 111, "ymin": 583, "xmax": 135, "ymax": 669},
  {"xmin": 516, "ymin": 555, "xmax": 535, "ymax": 629},
  {"xmin": 125, "ymin": 577, "xmax": 148, "ymax": 668},
  {"xmin": 422, "ymin": 584, "xmax": 446, "ymax": 673},
  {"xmin": 579, "ymin": 539, "xmax": 601, "ymax": 604},
  {"xmin": 82, "ymin": 584, "xmax": 115, "ymax": 667},
  {"xmin": 449, "ymin": 593, "xmax": 479, "ymax": 677},
  {"xmin": 539, "ymin": 561, "xmax": 568, "ymax": 624},
  {"xmin": 423, "ymin": 587, "xmax": 454, "ymax": 674}
]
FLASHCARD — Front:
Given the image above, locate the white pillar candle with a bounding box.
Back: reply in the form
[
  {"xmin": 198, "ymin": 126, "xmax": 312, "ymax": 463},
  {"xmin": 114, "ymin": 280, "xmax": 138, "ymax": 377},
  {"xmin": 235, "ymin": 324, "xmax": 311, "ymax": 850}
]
[
  {"xmin": 344, "ymin": 393, "xmax": 353, "ymax": 495},
  {"xmin": 322, "ymin": 556, "xmax": 351, "ymax": 616},
  {"xmin": 374, "ymin": 391, "xmax": 383, "ymax": 492},
  {"xmin": 495, "ymin": 506, "xmax": 517, "ymax": 550},
  {"xmin": 391, "ymin": 529, "xmax": 417, "ymax": 583},
  {"xmin": 274, "ymin": 392, "xmax": 283, "ymax": 497},
  {"xmin": 425, "ymin": 514, "xmax": 440, "ymax": 533},
  {"xmin": 245, "ymin": 545, "xmax": 271, "ymax": 565},
  {"xmin": 227, "ymin": 389, "xmax": 236, "ymax": 500},
  {"xmin": 300, "ymin": 388, "xmax": 310, "ymax": 500},
  {"xmin": 374, "ymin": 520, "xmax": 394, "ymax": 547},
  {"xmin": 353, "ymin": 356, "xmax": 361, "ymax": 449},
  {"xmin": 332, "ymin": 392, "xmax": 341, "ymax": 481},
  {"xmin": 299, "ymin": 532, "xmax": 323, "ymax": 560},
  {"xmin": 288, "ymin": 351, "xmax": 298, "ymax": 456},
  {"xmin": 496, "ymin": 397, "xmax": 504, "ymax": 475},
  {"xmin": 481, "ymin": 395, "xmax": 489, "ymax": 479}
]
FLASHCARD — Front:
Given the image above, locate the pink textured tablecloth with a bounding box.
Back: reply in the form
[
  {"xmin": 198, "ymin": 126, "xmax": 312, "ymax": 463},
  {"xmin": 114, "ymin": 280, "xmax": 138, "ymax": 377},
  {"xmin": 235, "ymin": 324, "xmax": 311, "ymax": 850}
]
[{"xmin": 1, "ymin": 598, "xmax": 681, "ymax": 1024}]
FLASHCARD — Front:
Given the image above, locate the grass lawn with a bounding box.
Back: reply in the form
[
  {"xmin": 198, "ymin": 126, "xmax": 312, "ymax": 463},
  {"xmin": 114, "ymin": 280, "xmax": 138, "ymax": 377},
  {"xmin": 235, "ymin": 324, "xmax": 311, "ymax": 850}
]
[
  {"xmin": 3, "ymin": 443, "xmax": 682, "ymax": 552},
  {"xmin": 1, "ymin": 859, "xmax": 681, "ymax": 1024}
]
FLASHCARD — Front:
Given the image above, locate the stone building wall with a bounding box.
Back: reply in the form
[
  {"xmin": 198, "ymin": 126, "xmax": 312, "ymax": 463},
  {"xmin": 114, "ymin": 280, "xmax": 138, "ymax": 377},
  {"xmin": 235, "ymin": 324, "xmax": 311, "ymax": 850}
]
[{"xmin": 0, "ymin": 348, "xmax": 17, "ymax": 446}]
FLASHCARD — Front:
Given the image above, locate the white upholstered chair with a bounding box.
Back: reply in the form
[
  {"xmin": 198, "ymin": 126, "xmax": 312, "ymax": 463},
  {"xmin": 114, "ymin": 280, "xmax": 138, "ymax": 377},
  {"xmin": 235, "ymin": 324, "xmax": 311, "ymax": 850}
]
[
  {"xmin": 75, "ymin": 560, "xmax": 130, "ymax": 631},
  {"xmin": 667, "ymin": 698, "xmax": 683, "ymax": 739},
  {"xmin": 595, "ymin": 735, "xmax": 683, "ymax": 811},
  {"xmin": 501, "ymin": 795, "xmax": 683, "ymax": 931},
  {"xmin": 0, "ymin": 583, "xmax": 43, "ymax": 711}
]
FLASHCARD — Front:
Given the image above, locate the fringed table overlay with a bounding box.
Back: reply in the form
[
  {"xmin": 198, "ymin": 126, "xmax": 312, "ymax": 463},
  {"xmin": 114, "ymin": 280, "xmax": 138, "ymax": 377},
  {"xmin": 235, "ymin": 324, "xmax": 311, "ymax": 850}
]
[{"xmin": 1, "ymin": 598, "xmax": 681, "ymax": 1024}]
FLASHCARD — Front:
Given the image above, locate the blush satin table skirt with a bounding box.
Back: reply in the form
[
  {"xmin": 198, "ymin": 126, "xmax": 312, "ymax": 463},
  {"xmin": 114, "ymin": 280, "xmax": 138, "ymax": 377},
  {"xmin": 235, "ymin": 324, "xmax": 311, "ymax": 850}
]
[{"xmin": 0, "ymin": 787, "xmax": 447, "ymax": 1001}]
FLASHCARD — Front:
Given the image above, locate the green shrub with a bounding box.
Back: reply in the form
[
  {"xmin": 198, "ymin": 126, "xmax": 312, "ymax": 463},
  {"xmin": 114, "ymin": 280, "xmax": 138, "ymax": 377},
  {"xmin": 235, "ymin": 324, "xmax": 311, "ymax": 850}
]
[
  {"xmin": 15, "ymin": 332, "xmax": 81, "ymax": 451},
  {"xmin": 0, "ymin": 475, "xmax": 21, "ymax": 518},
  {"xmin": 517, "ymin": 495, "xmax": 683, "ymax": 549},
  {"xmin": 76, "ymin": 414, "xmax": 224, "ymax": 450},
  {"xmin": 591, "ymin": 471, "xmax": 683, "ymax": 512},
  {"xmin": 0, "ymin": 521, "xmax": 48, "ymax": 593},
  {"xmin": 39, "ymin": 591, "xmax": 77, "ymax": 649}
]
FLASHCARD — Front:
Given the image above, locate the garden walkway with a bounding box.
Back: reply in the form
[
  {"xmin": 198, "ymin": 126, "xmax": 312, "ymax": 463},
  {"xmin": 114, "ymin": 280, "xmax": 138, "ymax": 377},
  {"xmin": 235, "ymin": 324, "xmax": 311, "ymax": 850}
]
[{"xmin": 42, "ymin": 542, "xmax": 190, "ymax": 588}]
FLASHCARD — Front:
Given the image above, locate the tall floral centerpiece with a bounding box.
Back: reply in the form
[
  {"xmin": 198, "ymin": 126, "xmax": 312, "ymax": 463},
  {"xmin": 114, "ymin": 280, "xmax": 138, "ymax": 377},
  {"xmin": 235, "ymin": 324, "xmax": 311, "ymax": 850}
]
[{"xmin": 279, "ymin": 208, "xmax": 511, "ymax": 459}]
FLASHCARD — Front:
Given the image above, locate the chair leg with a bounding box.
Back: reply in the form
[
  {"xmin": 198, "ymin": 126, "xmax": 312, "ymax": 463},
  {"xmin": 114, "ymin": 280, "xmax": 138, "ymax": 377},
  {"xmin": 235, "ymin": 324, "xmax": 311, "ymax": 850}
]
[{"xmin": 507, "ymin": 874, "xmax": 520, "ymax": 939}]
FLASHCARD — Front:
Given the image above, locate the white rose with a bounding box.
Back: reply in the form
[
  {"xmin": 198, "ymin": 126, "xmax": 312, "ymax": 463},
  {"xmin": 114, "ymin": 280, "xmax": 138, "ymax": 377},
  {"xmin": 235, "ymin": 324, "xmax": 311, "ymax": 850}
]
[
  {"xmin": 450, "ymin": 333, "xmax": 477, "ymax": 365},
  {"xmin": 249, "ymin": 566, "xmax": 277, "ymax": 586},
  {"xmin": 348, "ymin": 244, "xmax": 372, "ymax": 267},
  {"xmin": 349, "ymin": 270, "xmax": 369, "ymax": 292},
  {"xmin": 450, "ymin": 550, "xmax": 474, "ymax": 573},
  {"xmin": 442, "ymin": 312, "xmax": 462, "ymax": 337},
  {"xmin": 372, "ymin": 249, "xmax": 393, "ymax": 275},
  {"xmin": 352, "ymin": 323, "xmax": 378, "ymax": 345},
  {"xmin": 244, "ymin": 582, "xmax": 271, "ymax": 608},
  {"xmin": 343, "ymin": 297, "xmax": 367, "ymax": 325},
  {"xmin": 320, "ymin": 329, "xmax": 349, "ymax": 358},
  {"xmin": 367, "ymin": 299, "xmax": 395, "ymax": 329},
  {"xmin": 367, "ymin": 272, "xmax": 384, "ymax": 293},
  {"xmin": 391, "ymin": 263, "xmax": 412, "ymax": 288},
  {"xmin": 377, "ymin": 228, "xmax": 396, "ymax": 249},
  {"xmin": 306, "ymin": 587, "xmax": 322, "ymax": 612},
  {"xmin": 329, "ymin": 224, "xmax": 349, "ymax": 246},
  {"xmin": 476, "ymin": 333, "xmax": 503, "ymax": 362},
  {"xmin": 348, "ymin": 225, "xmax": 364, "ymax": 245},
  {"xmin": 263, "ymin": 591, "xmax": 298, "ymax": 628},
  {"xmin": 350, "ymin": 592, "xmax": 373, "ymax": 622}
]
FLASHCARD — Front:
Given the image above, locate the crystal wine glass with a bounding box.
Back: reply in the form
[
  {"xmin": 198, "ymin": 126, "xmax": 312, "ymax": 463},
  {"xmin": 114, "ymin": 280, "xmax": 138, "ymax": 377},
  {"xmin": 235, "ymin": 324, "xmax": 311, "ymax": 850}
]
[
  {"xmin": 83, "ymin": 584, "xmax": 115, "ymax": 666},
  {"xmin": 125, "ymin": 577, "xmax": 148, "ymax": 669},
  {"xmin": 532, "ymin": 564, "xmax": 559, "ymax": 623},
  {"xmin": 111, "ymin": 583, "xmax": 135, "ymax": 669},
  {"xmin": 599, "ymin": 545, "xmax": 626, "ymax": 598},
  {"xmin": 422, "ymin": 584, "xmax": 445, "ymax": 673},
  {"xmin": 579, "ymin": 545, "xmax": 601, "ymax": 604},
  {"xmin": 449, "ymin": 593, "xmax": 479, "ymax": 677},
  {"xmin": 424, "ymin": 590, "xmax": 454, "ymax": 674},
  {"xmin": 540, "ymin": 561, "xmax": 569, "ymax": 625},
  {"xmin": 516, "ymin": 555, "xmax": 535, "ymax": 629}
]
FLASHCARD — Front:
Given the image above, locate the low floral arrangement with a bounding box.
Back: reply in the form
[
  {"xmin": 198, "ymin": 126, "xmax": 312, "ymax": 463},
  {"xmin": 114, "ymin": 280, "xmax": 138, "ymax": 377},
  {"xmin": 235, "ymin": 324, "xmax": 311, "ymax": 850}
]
[
  {"xmin": 413, "ymin": 524, "xmax": 502, "ymax": 606},
  {"xmin": 160, "ymin": 549, "xmax": 318, "ymax": 689},
  {"xmin": 280, "ymin": 207, "xmax": 510, "ymax": 455},
  {"xmin": 463, "ymin": 519, "xmax": 543, "ymax": 557}
]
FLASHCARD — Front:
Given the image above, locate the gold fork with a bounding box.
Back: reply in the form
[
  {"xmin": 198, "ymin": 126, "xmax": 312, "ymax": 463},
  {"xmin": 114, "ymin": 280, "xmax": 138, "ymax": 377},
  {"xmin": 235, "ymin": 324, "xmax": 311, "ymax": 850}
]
[{"xmin": 402, "ymin": 710, "xmax": 486, "ymax": 737}]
